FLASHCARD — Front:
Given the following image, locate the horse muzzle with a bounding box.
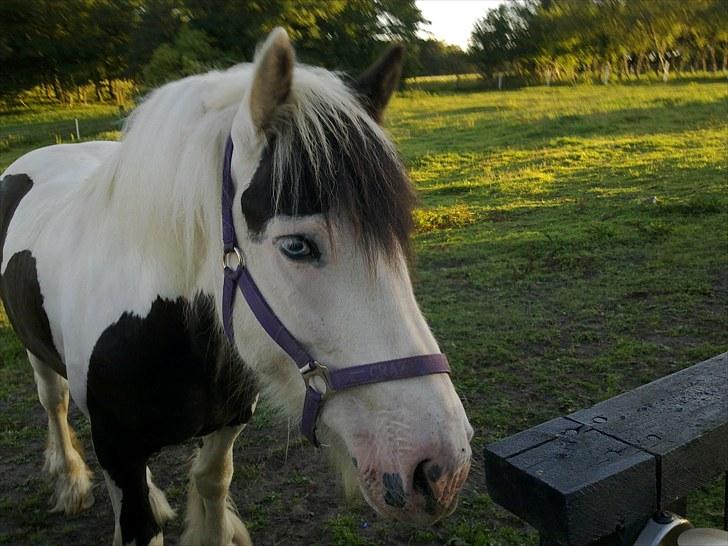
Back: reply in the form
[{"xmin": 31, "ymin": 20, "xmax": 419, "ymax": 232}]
[{"xmin": 355, "ymin": 441, "xmax": 472, "ymax": 525}]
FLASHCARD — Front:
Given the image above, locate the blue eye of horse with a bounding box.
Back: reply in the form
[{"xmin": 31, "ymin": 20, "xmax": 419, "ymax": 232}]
[{"xmin": 280, "ymin": 236, "xmax": 319, "ymax": 261}]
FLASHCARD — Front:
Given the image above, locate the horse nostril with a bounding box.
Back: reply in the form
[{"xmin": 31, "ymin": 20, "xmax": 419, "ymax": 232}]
[
  {"xmin": 412, "ymin": 460, "xmax": 438, "ymax": 514},
  {"xmin": 412, "ymin": 460, "xmax": 429, "ymax": 493},
  {"xmin": 426, "ymin": 462, "xmax": 442, "ymax": 482}
]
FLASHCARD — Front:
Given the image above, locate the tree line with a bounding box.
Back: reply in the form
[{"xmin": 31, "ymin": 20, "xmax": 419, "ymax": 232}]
[
  {"xmin": 470, "ymin": 0, "xmax": 728, "ymax": 84},
  {"xmin": 2, "ymin": 0, "xmax": 725, "ymax": 104},
  {"xmin": 0, "ymin": 0, "xmax": 471, "ymax": 103}
]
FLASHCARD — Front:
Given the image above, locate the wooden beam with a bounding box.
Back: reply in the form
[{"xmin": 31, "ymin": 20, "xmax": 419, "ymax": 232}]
[
  {"xmin": 569, "ymin": 352, "xmax": 728, "ymax": 505},
  {"xmin": 484, "ymin": 353, "xmax": 728, "ymax": 546},
  {"xmin": 485, "ymin": 417, "xmax": 656, "ymax": 545}
]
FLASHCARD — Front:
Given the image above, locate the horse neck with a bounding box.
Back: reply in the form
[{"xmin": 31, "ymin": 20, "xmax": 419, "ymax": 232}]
[{"xmin": 83, "ymin": 108, "xmax": 234, "ymax": 301}]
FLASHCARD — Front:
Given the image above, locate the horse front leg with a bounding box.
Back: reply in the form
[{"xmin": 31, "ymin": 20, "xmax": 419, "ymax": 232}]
[
  {"xmin": 92, "ymin": 414, "xmax": 174, "ymax": 546},
  {"xmin": 28, "ymin": 352, "xmax": 94, "ymax": 514},
  {"xmin": 182, "ymin": 424, "xmax": 251, "ymax": 546}
]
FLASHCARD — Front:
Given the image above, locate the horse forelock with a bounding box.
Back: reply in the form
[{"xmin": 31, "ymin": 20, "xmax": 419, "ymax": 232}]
[
  {"xmin": 244, "ymin": 101, "xmax": 417, "ymax": 263},
  {"xmin": 234, "ymin": 65, "xmax": 415, "ymax": 264}
]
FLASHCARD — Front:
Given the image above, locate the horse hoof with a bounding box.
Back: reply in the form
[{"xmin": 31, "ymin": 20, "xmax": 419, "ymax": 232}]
[{"xmin": 49, "ymin": 465, "xmax": 95, "ymax": 515}]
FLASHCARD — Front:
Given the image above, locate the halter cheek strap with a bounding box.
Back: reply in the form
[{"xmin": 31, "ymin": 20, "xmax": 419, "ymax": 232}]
[{"xmin": 221, "ymin": 136, "xmax": 450, "ymax": 446}]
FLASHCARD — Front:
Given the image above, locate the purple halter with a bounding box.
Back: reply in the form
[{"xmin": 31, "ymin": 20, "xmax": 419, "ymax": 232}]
[{"xmin": 220, "ymin": 136, "xmax": 450, "ymax": 446}]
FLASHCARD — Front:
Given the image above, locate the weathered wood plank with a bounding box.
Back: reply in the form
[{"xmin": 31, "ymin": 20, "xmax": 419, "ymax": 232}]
[
  {"xmin": 486, "ymin": 417, "xmax": 574, "ymax": 459},
  {"xmin": 569, "ymin": 352, "xmax": 728, "ymax": 504},
  {"xmin": 484, "ymin": 353, "xmax": 728, "ymax": 545},
  {"xmin": 484, "ymin": 418, "xmax": 656, "ymax": 545}
]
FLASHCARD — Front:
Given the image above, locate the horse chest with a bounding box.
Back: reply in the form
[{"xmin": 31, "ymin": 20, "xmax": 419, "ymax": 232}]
[{"xmin": 86, "ymin": 295, "xmax": 258, "ymax": 451}]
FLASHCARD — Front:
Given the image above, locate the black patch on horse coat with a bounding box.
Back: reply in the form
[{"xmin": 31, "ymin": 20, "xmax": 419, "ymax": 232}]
[
  {"xmin": 0, "ymin": 252, "xmax": 66, "ymax": 376},
  {"xmin": 0, "ymin": 174, "xmax": 66, "ymax": 376},
  {"xmin": 241, "ymin": 140, "xmax": 323, "ymax": 233},
  {"xmin": 87, "ymin": 294, "xmax": 257, "ymax": 544},
  {"xmin": 413, "ymin": 463, "xmax": 439, "ymax": 515},
  {"xmin": 0, "ymin": 173, "xmax": 33, "ymax": 267},
  {"xmin": 383, "ymin": 472, "xmax": 406, "ymax": 508}
]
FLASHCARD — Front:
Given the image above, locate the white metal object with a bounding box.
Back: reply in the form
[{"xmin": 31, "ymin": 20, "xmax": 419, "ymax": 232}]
[
  {"xmin": 677, "ymin": 528, "xmax": 728, "ymax": 546},
  {"xmin": 634, "ymin": 512, "xmax": 693, "ymax": 546}
]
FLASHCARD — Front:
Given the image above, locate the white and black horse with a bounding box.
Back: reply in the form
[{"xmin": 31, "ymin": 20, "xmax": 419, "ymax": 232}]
[{"xmin": 0, "ymin": 29, "xmax": 473, "ymax": 546}]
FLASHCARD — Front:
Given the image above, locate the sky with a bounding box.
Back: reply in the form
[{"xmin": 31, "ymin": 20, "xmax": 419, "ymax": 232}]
[{"xmin": 416, "ymin": 0, "xmax": 506, "ymax": 50}]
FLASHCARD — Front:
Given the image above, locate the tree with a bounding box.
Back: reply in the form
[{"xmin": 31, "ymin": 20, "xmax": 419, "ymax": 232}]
[
  {"xmin": 87, "ymin": 0, "xmax": 141, "ymax": 99},
  {"xmin": 0, "ymin": 0, "xmax": 138, "ymax": 100},
  {"xmin": 142, "ymin": 26, "xmax": 223, "ymax": 85},
  {"xmin": 288, "ymin": 0, "xmax": 426, "ymax": 73},
  {"xmin": 410, "ymin": 39, "xmax": 473, "ymax": 76},
  {"xmin": 127, "ymin": 0, "xmax": 188, "ymax": 76},
  {"xmin": 622, "ymin": 0, "xmax": 687, "ymax": 81},
  {"xmin": 178, "ymin": 0, "xmax": 425, "ymax": 73},
  {"xmin": 1, "ymin": 0, "xmax": 427, "ymax": 99},
  {"xmin": 470, "ymin": 3, "xmax": 528, "ymax": 78},
  {"xmin": 688, "ymin": 0, "xmax": 728, "ymax": 72},
  {"xmin": 468, "ymin": 0, "xmax": 724, "ymax": 85}
]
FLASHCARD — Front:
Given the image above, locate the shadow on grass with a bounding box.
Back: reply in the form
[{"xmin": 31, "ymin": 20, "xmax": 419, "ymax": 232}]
[
  {"xmin": 403, "ymin": 74, "xmax": 728, "ymax": 95},
  {"xmin": 395, "ymin": 104, "xmax": 504, "ymax": 122},
  {"xmin": 412, "ymin": 154, "xmax": 726, "ymax": 401},
  {"xmin": 398, "ymin": 94, "xmax": 728, "ymax": 153}
]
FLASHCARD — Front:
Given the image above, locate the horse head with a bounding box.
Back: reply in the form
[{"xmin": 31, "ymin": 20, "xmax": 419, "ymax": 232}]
[{"xmin": 224, "ymin": 28, "xmax": 473, "ymax": 525}]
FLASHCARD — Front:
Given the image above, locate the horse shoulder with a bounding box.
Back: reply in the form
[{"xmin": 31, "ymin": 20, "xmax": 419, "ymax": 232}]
[{"xmin": 86, "ymin": 295, "xmax": 258, "ymax": 451}]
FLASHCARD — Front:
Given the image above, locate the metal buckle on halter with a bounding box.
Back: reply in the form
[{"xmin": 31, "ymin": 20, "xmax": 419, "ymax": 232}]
[
  {"xmin": 223, "ymin": 247, "xmax": 244, "ymax": 271},
  {"xmin": 300, "ymin": 360, "xmax": 333, "ymax": 397}
]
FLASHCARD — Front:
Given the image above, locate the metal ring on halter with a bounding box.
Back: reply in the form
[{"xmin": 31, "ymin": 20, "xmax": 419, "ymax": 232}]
[
  {"xmin": 300, "ymin": 361, "xmax": 333, "ymax": 397},
  {"xmin": 223, "ymin": 247, "xmax": 244, "ymax": 271}
]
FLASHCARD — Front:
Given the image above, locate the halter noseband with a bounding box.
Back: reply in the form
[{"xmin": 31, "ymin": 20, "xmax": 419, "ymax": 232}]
[{"xmin": 220, "ymin": 136, "xmax": 450, "ymax": 446}]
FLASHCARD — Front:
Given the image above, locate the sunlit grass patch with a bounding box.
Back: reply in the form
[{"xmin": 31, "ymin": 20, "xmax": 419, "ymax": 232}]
[
  {"xmin": 96, "ymin": 130, "xmax": 122, "ymax": 141},
  {"xmin": 0, "ymin": 104, "xmax": 123, "ymax": 171},
  {"xmin": 414, "ymin": 204, "xmax": 477, "ymax": 233}
]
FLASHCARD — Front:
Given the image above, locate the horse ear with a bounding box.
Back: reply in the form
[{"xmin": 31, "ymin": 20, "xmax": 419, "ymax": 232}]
[
  {"xmin": 249, "ymin": 27, "xmax": 294, "ymax": 132},
  {"xmin": 353, "ymin": 45, "xmax": 405, "ymax": 123}
]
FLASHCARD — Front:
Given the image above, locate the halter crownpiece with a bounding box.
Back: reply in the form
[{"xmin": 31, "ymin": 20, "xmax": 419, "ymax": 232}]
[{"xmin": 220, "ymin": 135, "xmax": 451, "ymax": 446}]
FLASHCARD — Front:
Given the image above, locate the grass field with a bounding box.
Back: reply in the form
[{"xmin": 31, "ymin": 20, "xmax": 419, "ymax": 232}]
[{"xmin": 1, "ymin": 77, "xmax": 727, "ymax": 545}]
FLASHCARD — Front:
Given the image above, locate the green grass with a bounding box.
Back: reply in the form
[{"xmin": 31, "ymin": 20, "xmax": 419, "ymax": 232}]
[
  {"xmin": 1, "ymin": 76, "xmax": 727, "ymax": 545},
  {"xmin": 0, "ymin": 103, "xmax": 123, "ymax": 169}
]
